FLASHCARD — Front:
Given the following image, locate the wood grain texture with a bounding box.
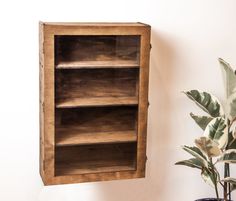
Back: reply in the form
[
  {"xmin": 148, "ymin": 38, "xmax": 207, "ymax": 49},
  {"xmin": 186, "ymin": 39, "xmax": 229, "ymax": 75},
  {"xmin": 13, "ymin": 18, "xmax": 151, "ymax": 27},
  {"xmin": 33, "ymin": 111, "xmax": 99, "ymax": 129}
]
[
  {"xmin": 55, "ymin": 35, "xmax": 140, "ymax": 68},
  {"xmin": 56, "ymin": 131, "xmax": 136, "ymax": 146},
  {"xmin": 56, "ymin": 60, "xmax": 139, "ymax": 69},
  {"xmin": 55, "ymin": 143, "xmax": 137, "ymax": 175},
  {"xmin": 39, "ymin": 22, "xmax": 44, "ymax": 179},
  {"xmin": 56, "ymin": 68, "xmax": 139, "ymax": 98},
  {"xmin": 56, "ymin": 97, "xmax": 138, "ymax": 108},
  {"xmin": 56, "ymin": 106, "xmax": 137, "ymax": 146},
  {"xmin": 40, "ymin": 22, "xmax": 55, "ymax": 183},
  {"xmin": 136, "ymin": 24, "xmax": 151, "ymax": 177},
  {"xmin": 40, "ymin": 22, "xmax": 151, "ymax": 185},
  {"xmin": 57, "ymin": 162, "xmax": 136, "ymax": 175}
]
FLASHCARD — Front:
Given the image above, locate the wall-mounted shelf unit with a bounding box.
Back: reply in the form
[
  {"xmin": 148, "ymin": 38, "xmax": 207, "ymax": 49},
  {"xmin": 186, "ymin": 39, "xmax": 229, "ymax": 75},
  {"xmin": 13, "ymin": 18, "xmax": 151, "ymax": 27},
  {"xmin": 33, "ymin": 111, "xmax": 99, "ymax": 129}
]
[{"xmin": 39, "ymin": 22, "xmax": 151, "ymax": 185}]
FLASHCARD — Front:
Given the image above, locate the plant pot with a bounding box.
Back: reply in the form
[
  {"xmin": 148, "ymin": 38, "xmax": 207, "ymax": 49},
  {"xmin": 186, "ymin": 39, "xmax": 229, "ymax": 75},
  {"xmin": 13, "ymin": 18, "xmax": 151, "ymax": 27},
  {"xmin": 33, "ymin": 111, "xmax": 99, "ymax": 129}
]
[{"xmin": 195, "ymin": 199, "xmax": 232, "ymax": 201}]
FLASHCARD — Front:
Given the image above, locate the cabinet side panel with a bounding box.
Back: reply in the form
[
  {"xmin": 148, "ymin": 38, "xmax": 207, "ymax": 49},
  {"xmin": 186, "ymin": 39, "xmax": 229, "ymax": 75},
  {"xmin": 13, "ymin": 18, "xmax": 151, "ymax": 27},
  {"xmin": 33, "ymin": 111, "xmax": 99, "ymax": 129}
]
[
  {"xmin": 137, "ymin": 27, "xmax": 151, "ymax": 177},
  {"xmin": 42, "ymin": 25, "xmax": 55, "ymax": 183},
  {"xmin": 39, "ymin": 22, "xmax": 45, "ymax": 180}
]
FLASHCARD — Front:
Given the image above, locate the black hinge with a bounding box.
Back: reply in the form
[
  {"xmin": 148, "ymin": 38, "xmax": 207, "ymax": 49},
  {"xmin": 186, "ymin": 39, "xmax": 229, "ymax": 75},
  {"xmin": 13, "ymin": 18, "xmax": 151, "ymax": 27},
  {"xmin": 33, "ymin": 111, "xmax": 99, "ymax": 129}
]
[{"xmin": 150, "ymin": 44, "xmax": 152, "ymax": 50}]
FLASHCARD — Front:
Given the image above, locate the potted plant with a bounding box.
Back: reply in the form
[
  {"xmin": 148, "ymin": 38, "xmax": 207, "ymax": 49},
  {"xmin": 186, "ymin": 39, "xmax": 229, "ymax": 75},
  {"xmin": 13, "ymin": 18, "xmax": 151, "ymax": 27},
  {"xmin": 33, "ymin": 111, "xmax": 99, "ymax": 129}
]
[{"xmin": 175, "ymin": 59, "xmax": 236, "ymax": 201}]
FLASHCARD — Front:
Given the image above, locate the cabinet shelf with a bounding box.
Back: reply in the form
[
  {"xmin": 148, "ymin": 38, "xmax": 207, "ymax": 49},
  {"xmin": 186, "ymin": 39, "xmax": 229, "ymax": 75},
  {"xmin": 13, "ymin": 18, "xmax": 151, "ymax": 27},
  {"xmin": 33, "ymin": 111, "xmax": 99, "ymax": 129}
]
[
  {"xmin": 55, "ymin": 143, "xmax": 137, "ymax": 175},
  {"xmin": 56, "ymin": 60, "xmax": 139, "ymax": 69},
  {"xmin": 56, "ymin": 160, "xmax": 136, "ymax": 175},
  {"xmin": 56, "ymin": 96, "xmax": 138, "ymax": 108},
  {"xmin": 55, "ymin": 68, "xmax": 139, "ymax": 108},
  {"xmin": 56, "ymin": 130, "xmax": 137, "ymax": 146},
  {"xmin": 56, "ymin": 106, "xmax": 137, "ymax": 146},
  {"xmin": 55, "ymin": 35, "xmax": 140, "ymax": 70}
]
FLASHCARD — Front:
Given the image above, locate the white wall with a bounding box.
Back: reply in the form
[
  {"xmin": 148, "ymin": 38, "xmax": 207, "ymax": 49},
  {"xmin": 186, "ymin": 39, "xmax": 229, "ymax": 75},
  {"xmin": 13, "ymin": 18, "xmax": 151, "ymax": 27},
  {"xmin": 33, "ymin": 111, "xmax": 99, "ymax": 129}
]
[{"xmin": 0, "ymin": 0, "xmax": 236, "ymax": 200}]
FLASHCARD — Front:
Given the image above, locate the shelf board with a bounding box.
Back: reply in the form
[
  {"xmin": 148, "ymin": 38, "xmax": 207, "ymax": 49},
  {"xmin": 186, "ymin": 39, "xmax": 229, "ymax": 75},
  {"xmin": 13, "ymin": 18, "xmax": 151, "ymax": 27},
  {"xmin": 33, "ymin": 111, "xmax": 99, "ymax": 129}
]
[
  {"xmin": 56, "ymin": 97, "xmax": 138, "ymax": 108},
  {"xmin": 55, "ymin": 143, "xmax": 137, "ymax": 176},
  {"xmin": 56, "ymin": 161, "xmax": 136, "ymax": 175},
  {"xmin": 56, "ymin": 60, "xmax": 139, "ymax": 69},
  {"xmin": 56, "ymin": 130, "xmax": 137, "ymax": 146}
]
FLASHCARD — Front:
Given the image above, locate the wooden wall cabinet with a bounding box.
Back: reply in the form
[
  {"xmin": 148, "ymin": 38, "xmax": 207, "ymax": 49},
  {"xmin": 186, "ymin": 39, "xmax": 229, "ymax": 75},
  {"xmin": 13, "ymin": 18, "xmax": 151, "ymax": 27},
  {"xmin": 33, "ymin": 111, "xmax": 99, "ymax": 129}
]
[{"xmin": 39, "ymin": 22, "xmax": 151, "ymax": 185}]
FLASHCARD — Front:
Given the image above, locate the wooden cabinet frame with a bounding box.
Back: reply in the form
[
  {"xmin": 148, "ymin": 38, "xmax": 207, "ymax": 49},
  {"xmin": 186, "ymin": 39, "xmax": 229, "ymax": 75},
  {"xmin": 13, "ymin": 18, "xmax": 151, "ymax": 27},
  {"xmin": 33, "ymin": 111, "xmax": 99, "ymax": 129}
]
[{"xmin": 39, "ymin": 22, "xmax": 151, "ymax": 185}]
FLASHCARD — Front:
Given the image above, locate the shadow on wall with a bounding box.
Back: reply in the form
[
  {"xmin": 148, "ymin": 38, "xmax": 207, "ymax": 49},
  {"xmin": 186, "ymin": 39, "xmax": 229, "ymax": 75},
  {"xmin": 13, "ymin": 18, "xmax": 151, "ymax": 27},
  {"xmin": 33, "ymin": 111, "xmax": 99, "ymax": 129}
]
[{"xmin": 94, "ymin": 30, "xmax": 177, "ymax": 201}]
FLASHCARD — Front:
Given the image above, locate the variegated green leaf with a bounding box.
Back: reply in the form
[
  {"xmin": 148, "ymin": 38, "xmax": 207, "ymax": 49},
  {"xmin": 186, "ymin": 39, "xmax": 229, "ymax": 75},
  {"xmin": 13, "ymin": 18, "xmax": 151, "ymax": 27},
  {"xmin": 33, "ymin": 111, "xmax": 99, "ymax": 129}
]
[
  {"xmin": 195, "ymin": 137, "xmax": 222, "ymax": 157},
  {"xmin": 227, "ymin": 97, "xmax": 236, "ymax": 121},
  {"xmin": 217, "ymin": 149, "xmax": 236, "ymax": 163},
  {"xmin": 221, "ymin": 177, "xmax": 236, "ymax": 192},
  {"xmin": 219, "ymin": 58, "xmax": 236, "ymax": 98},
  {"xmin": 184, "ymin": 90, "xmax": 223, "ymax": 117},
  {"xmin": 201, "ymin": 168, "xmax": 215, "ymax": 188},
  {"xmin": 190, "ymin": 113, "xmax": 213, "ymax": 130},
  {"xmin": 230, "ymin": 119, "xmax": 236, "ymax": 139},
  {"xmin": 228, "ymin": 131, "xmax": 236, "ymax": 149},
  {"xmin": 219, "ymin": 58, "xmax": 236, "ymax": 120},
  {"xmin": 203, "ymin": 117, "xmax": 228, "ymax": 149},
  {"xmin": 182, "ymin": 145, "xmax": 208, "ymax": 167},
  {"xmin": 228, "ymin": 119, "xmax": 236, "ymax": 149},
  {"xmin": 175, "ymin": 158, "xmax": 204, "ymax": 169}
]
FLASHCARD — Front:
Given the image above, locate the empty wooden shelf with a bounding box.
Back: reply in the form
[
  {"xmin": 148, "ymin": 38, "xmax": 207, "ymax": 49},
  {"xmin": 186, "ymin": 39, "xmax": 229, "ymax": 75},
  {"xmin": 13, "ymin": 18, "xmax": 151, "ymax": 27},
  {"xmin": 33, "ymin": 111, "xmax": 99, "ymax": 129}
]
[
  {"xmin": 55, "ymin": 35, "xmax": 140, "ymax": 69},
  {"xmin": 55, "ymin": 143, "xmax": 137, "ymax": 175},
  {"xmin": 55, "ymin": 68, "xmax": 139, "ymax": 108},
  {"xmin": 56, "ymin": 60, "xmax": 139, "ymax": 69},
  {"xmin": 55, "ymin": 96, "xmax": 138, "ymax": 108},
  {"xmin": 56, "ymin": 106, "xmax": 137, "ymax": 146},
  {"xmin": 39, "ymin": 22, "xmax": 151, "ymax": 185},
  {"xmin": 56, "ymin": 131, "xmax": 137, "ymax": 146}
]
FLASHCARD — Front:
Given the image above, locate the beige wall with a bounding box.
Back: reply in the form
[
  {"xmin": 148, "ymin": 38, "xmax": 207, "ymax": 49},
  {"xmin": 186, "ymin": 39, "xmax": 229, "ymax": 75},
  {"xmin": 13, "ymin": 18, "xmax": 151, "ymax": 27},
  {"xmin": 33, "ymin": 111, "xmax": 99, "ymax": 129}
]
[{"xmin": 0, "ymin": 0, "xmax": 236, "ymax": 200}]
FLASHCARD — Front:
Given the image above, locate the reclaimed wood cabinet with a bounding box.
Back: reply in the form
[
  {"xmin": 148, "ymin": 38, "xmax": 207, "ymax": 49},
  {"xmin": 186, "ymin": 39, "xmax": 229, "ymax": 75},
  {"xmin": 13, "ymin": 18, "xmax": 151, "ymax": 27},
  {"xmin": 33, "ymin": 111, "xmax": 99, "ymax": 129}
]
[{"xmin": 39, "ymin": 22, "xmax": 151, "ymax": 185}]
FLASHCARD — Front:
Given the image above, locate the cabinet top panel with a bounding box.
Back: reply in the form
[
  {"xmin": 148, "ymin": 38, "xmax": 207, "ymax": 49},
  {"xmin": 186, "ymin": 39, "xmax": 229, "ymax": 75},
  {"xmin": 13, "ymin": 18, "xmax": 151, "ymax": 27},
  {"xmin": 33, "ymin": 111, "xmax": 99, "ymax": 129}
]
[{"xmin": 40, "ymin": 22, "xmax": 150, "ymax": 27}]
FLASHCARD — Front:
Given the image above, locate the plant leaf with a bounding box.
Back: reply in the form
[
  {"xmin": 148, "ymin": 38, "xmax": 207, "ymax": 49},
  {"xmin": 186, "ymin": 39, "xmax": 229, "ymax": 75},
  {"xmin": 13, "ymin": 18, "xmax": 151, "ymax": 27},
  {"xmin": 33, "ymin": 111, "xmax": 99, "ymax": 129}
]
[
  {"xmin": 228, "ymin": 119, "xmax": 236, "ymax": 149},
  {"xmin": 228, "ymin": 130, "xmax": 236, "ymax": 149},
  {"xmin": 226, "ymin": 97, "xmax": 236, "ymax": 121},
  {"xmin": 195, "ymin": 137, "xmax": 222, "ymax": 157},
  {"xmin": 217, "ymin": 149, "xmax": 236, "ymax": 163},
  {"xmin": 184, "ymin": 90, "xmax": 223, "ymax": 117},
  {"xmin": 175, "ymin": 158, "xmax": 204, "ymax": 169},
  {"xmin": 230, "ymin": 119, "xmax": 236, "ymax": 139},
  {"xmin": 219, "ymin": 58, "xmax": 236, "ymax": 98},
  {"xmin": 221, "ymin": 177, "xmax": 236, "ymax": 192},
  {"xmin": 203, "ymin": 117, "xmax": 228, "ymax": 149},
  {"xmin": 201, "ymin": 168, "xmax": 215, "ymax": 188},
  {"xmin": 219, "ymin": 58, "xmax": 236, "ymax": 120},
  {"xmin": 190, "ymin": 113, "xmax": 213, "ymax": 130},
  {"xmin": 182, "ymin": 145, "xmax": 208, "ymax": 167}
]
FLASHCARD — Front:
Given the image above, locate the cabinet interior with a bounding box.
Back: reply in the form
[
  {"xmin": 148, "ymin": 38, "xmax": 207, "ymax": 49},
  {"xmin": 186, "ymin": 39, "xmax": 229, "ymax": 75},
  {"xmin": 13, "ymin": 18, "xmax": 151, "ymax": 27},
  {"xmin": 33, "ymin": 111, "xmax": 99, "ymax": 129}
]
[
  {"xmin": 55, "ymin": 35, "xmax": 140, "ymax": 68},
  {"xmin": 55, "ymin": 68, "xmax": 139, "ymax": 108},
  {"xmin": 54, "ymin": 35, "xmax": 140, "ymax": 176},
  {"xmin": 55, "ymin": 143, "xmax": 137, "ymax": 176},
  {"xmin": 55, "ymin": 106, "xmax": 138, "ymax": 147}
]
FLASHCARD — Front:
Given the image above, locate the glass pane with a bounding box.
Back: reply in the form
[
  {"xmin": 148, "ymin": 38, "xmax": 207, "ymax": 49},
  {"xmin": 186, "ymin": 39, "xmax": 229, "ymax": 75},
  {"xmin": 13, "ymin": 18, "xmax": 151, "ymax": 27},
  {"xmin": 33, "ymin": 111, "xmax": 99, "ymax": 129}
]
[{"xmin": 55, "ymin": 35, "xmax": 140, "ymax": 68}]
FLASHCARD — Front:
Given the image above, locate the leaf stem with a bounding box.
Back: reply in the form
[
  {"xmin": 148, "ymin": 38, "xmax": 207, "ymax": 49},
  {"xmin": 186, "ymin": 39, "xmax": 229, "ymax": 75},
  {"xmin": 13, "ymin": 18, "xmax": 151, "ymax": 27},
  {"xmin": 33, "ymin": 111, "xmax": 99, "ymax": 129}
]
[
  {"xmin": 210, "ymin": 158, "xmax": 220, "ymax": 200},
  {"xmin": 228, "ymin": 138, "xmax": 236, "ymax": 147},
  {"xmin": 226, "ymin": 119, "xmax": 231, "ymax": 200},
  {"xmin": 224, "ymin": 163, "xmax": 228, "ymax": 200}
]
